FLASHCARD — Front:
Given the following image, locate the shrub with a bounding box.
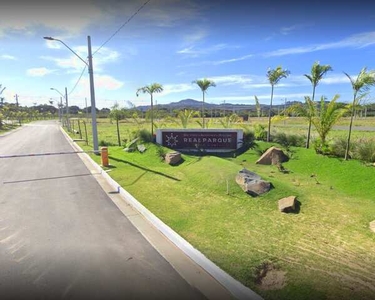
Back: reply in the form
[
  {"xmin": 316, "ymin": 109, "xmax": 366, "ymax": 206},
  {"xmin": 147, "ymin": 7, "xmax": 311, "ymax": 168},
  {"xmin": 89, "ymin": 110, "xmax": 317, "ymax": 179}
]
[
  {"xmin": 254, "ymin": 124, "xmax": 267, "ymax": 141},
  {"xmin": 138, "ymin": 129, "xmax": 153, "ymax": 143},
  {"xmin": 330, "ymin": 137, "xmax": 355, "ymax": 158},
  {"xmin": 156, "ymin": 146, "xmax": 168, "ymax": 161},
  {"xmin": 353, "ymin": 139, "xmax": 375, "ymax": 162},
  {"xmin": 99, "ymin": 140, "xmax": 116, "ymax": 147},
  {"xmin": 242, "ymin": 130, "xmax": 256, "ymax": 149},
  {"xmin": 273, "ymin": 132, "xmax": 305, "ymax": 148},
  {"xmin": 313, "ymin": 138, "xmax": 330, "ymax": 155}
]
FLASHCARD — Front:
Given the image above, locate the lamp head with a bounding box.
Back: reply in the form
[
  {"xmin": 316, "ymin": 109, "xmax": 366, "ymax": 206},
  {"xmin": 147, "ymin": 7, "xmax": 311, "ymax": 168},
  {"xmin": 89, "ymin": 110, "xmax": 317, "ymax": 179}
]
[{"xmin": 43, "ymin": 37, "xmax": 55, "ymax": 41}]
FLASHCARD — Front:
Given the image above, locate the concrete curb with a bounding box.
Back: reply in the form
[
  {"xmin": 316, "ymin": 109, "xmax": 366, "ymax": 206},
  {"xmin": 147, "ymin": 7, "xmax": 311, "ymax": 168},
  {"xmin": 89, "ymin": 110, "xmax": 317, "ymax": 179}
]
[{"xmin": 61, "ymin": 127, "xmax": 263, "ymax": 300}]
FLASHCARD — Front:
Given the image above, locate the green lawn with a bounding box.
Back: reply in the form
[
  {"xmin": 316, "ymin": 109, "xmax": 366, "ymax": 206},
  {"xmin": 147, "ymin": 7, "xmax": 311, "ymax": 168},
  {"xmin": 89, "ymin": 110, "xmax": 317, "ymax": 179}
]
[{"xmin": 70, "ymin": 117, "xmax": 375, "ymax": 300}]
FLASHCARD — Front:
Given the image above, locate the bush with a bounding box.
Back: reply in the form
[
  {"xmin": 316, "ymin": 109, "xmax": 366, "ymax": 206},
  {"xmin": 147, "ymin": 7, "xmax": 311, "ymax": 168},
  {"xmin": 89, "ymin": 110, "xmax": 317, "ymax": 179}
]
[
  {"xmin": 353, "ymin": 139, "xmax": 375, "ymax": 162},
  {"xmin": 273, "ymin": 132, "xmax": 305, "ymax": 148},
  {"xmin": 242, "ymin": 130, "xmax": 256, "ymax": 149},
  {"xmin": 254, "ymin": 124, "xmax": 267, "ymax": 141},
  {"xmin": 330, "ymin": 137, "xmax": 355, "ymax": 158},
  {"xmin": 313, "ymin": 138, "xmax": 330, "ymax": 155},
  {"xmin": 138, "ymin": 129, "xmax": 153, "ymax": 143},
  {"xmin": 99, "ymin": 139, "xmax": 116, "ymax": 147},
  {"xmin": 156, "ymin": 146, "xmax": 168, "ymax": 161}
]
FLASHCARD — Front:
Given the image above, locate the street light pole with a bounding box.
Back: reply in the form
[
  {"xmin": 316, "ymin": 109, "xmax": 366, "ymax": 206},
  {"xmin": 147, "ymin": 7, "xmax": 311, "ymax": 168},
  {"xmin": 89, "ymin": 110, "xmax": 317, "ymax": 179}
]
[
  {"xmin": 44, "ymin": 36, "xmax": 99, "ymax": 153},
  {"xmin": 50, "ymin": 87, "xmax": 70, "ymax": 131},
  {"xmin": 87, "ymin": 36, "xmax": 98, "ymax": 153}
]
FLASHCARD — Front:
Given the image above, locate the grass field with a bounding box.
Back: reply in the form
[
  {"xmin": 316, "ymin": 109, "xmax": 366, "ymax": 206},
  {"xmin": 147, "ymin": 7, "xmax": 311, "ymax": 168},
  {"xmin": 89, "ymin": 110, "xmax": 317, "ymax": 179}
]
[{"xmin": 70, "ymin": 117, "xmax": 375, "ymax": 300}]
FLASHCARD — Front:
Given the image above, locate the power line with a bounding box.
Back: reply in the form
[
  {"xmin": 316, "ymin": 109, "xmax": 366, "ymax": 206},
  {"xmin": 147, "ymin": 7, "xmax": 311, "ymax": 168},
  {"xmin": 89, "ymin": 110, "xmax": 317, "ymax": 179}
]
[
  {"xmin": 68, "ymin": 64, "xmax": 88, "ymax": 96},
  {"xmin": 93, "ymin": 0, "xmax": 151, "ymax": 56}
]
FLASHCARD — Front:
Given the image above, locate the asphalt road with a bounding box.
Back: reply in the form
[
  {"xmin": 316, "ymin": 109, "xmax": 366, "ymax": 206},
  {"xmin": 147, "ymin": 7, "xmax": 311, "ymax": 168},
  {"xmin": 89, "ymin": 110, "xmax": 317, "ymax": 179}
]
[{"xmin": 0, "ymin": 121, "xmax": 206, "ymax": 300}]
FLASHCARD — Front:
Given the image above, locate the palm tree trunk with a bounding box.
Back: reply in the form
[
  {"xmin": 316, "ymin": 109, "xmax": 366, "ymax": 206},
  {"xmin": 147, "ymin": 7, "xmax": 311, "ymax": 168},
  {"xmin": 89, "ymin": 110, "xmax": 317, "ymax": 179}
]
[
  {"xmin": 345, "ymin": 95, "xmax": 356, "ymax": 160},
  {"xmin": 116, "ymin": 118, "xmax": 121, "ymax": 146},
  {"xmin": 267, "ymin": 85, "xmax": 274, "ymax": 142},
  {"xmin": 306, "ymin": 87, "xmax": 316, "ymax": 149},
  {"xmin": 202, "ymin": 91, "xmax": 205, "ymax": 128},
  {"xmin": 150, "ymin": 93, "xmax": 154, "ymax": 136}
]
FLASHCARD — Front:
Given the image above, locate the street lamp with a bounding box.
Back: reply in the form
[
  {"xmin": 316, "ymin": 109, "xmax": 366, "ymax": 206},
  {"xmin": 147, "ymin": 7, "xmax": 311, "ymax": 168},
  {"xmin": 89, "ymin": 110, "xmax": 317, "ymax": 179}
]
[
  {"xmin": 44, "ymin": 36, "xmax": 99, "ymax": 153},
  {"xmin": 50, "ymin": 87, "xmax": 69, "ymax": 129}
]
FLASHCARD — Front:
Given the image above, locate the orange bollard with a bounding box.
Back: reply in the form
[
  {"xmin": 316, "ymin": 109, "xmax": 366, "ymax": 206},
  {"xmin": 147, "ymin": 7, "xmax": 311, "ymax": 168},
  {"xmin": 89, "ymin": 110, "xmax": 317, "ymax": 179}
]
[{"xmin": 101, "ymin": 147, "xmax": 109, "ymax": 167}]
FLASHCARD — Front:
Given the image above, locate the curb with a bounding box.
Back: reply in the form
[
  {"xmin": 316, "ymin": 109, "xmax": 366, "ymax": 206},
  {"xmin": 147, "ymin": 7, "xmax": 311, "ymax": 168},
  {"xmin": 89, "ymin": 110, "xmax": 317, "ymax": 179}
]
[{"xmin": 61, "ymin": 127, "xmax": 263, "ymax": 300}]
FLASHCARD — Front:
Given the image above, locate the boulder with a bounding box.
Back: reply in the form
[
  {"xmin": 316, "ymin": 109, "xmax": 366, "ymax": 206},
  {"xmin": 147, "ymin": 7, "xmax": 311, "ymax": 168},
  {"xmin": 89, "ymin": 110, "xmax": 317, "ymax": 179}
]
[
  {"xmin": 137, "ymin": 144, "xmax": 146, "ymax": 153},
  {"xmin": 236, "ymin": 168, "xmax": 272, "ymax": 196},
  {"xmin": 278, "ymin": 196, "xmax": 297, "ymax": 213},
  {"xmin": 165, "ymin": 152, "xmax": 182, "ymax": 165},
  {"xmin": 370, "ymin": 221, "xmax": 375, "ymax": 233},
  {"xmin": 256, "ymin": 146, "xmax": 289, "ymax": 165}
]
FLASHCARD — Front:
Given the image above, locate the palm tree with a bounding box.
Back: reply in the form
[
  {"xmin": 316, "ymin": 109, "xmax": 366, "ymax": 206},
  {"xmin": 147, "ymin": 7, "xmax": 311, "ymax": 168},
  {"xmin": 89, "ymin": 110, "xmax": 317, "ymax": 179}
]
[
  {"xmin": 311, "ymin": 95, "xmax": 346, "ymax": 146},
  {"xmin": 178, "ymin": 109, "xmax": 198, "ymax": 128},
  {"xmin": 344, "ymin": 68, "xmax": 375, "ymax": 160},
  {"xmin": 304, "ymin": 61, "xmax": 333, "ymax": 148},
  {"xmin": 192, "ymin": 78, "xmax": 216, "ymax": 128},
  {"xmin": 266, "ymin": 66, "xmax": 290, "ymax": 142},
  {"xmin": 136, "ymin": 83, "xmax": 163, "ymax": 136}
]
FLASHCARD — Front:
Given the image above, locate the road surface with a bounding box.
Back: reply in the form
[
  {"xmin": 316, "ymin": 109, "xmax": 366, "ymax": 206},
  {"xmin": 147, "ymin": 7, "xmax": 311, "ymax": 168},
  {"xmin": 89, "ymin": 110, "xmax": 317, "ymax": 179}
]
[{"xmin": 0, "ymin": 121, "xmax": 207, "ymax": 300}]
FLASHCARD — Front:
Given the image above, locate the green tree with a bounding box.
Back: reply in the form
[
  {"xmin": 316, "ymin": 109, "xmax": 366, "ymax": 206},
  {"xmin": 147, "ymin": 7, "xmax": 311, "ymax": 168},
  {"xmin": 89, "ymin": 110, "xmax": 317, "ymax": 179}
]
[
  {"xmin": 311, "ymin": 95, "xmax": 346, "ymax": 144},
  {"xmin": 178, "ymin": 109, "xmax": 198, "ymax": 128},
  {"xmin": 304, "ymin": 61, "xmax": 333, "ymax": 148},
  {"xmin": 192, "ymin": 78, "xmax": 216, "ymax": 128},
  {"xmin": 219, "ymin": 113, "xmax": 240, "ymax": 128},
  {"xmin": 344, "ymin": 68, "xmax": 375, "ymax": 160},
  {"xmin": 136, "ymin": 83, "xmax": 163, "ymax": 136},
  {"xmin": 266, "ymin": 66, "xmax": 290, "ymax": 142},
  {"xmin": 109, "ymin": 103, "xmax": 125, "ymax": 146},
  {"xmin": 254, "ymin": 95, "xmax": 261, "ymax": 118}
]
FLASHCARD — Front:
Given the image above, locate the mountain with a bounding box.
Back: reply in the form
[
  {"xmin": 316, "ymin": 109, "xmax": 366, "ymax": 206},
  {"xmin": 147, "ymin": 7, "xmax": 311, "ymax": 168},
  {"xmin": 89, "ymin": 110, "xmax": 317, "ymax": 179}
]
[{"xmin": 136, "ymin": 98, "xmax": 301, "ymax": 112}]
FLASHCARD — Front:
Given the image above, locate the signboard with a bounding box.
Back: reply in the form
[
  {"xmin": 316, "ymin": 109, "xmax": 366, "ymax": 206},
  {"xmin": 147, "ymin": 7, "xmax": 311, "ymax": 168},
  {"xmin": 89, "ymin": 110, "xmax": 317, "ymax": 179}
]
[{"xmin": 156, "ymin": 129, "xmax": 243, "ymax": 152}]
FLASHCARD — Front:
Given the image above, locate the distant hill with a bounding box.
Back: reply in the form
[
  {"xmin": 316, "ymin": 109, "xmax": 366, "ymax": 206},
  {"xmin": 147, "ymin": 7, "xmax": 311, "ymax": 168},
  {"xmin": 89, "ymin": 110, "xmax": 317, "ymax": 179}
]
[{"xmin": 137, "ymin": 98, "xmax": 301, "ymax": 111}]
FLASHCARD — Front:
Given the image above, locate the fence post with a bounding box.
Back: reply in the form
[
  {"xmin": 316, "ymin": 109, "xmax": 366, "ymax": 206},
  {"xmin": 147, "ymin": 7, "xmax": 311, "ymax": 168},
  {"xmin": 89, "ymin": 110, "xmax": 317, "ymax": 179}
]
[{"xmin": 101, "ymin": 147, "xmax": 109, "ymax": 167}]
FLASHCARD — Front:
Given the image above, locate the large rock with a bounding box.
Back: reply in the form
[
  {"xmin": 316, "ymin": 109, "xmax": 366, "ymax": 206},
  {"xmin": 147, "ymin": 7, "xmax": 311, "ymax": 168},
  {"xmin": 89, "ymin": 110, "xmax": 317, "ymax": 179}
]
[
  {"xmin": 236, "ymin": 168, "xmax": 272, "ymax": 196},
  {"xmin": 165, "ymin": 152, "xmax": 182, "ymax": 165},
  {"xmin": 370, "ymin": 221, "xmax": 375, "ymax": 233},
  {"xmin": 278, "ymin": 196, "xmax": 297, "ymax": 213},
  {"xmin": 256, "ymin": 146, "xmax": 289, "ymax": 165}
]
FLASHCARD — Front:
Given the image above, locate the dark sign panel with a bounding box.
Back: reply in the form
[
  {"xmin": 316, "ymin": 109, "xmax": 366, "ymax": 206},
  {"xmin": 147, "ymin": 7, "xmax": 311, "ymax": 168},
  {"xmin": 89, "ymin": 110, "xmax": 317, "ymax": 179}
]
[{"xmin": 161, "ymin": 131, "xmax": 238, "ymax": 150}]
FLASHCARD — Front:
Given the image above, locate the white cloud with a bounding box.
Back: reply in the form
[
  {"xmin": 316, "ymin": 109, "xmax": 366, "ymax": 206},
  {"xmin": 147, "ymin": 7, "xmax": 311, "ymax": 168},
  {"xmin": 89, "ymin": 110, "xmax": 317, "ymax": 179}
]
[
  {"xmin": 177, "ymin": 44, "xmax": 236, "ymax": 57},
  {"xmin": 212, "ymin": 54, "xmax": 253, "ymax": 65},
  {"xmin": 1, "ymin": 54, "xmax": 17, "ymax": 60},
  {"xmin": 183, "ymin": 29, "xmax": 208, "ymax": 43},
  {"xmin": 160, "ymin": 83, "xmax": 196, "ymax": 96},
  {"xmin": 264, "ymin": 31, "xmax": 375, "ymax": 57},
  {"xmin": 0, "ymin": 1, "xmax": 106, "ymax": 37},
  {"xmin": 41, "ymin": 46, "xmax": 121, "ymax": 73},
  {"xmin": 280, "ymin": 23, "xmax": 312, "ymax": 35},
  {"xmin": 26, "ymin": 67, "xmax": 54, "ymax": 77}
]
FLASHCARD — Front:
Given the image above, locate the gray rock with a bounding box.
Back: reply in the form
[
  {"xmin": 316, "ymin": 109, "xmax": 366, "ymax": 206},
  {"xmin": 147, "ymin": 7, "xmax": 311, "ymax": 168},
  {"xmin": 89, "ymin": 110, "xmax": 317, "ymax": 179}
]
[
  {"xmin": 236, "ymin": 168, "xmax": 271, "ymax": 196},
  {"xmin": 370, "ymin": 220, "xmax": 375, "ymax": 233},
  {"xmin": 278, "ymin": 196, "xmax": 297, "ymax": 213},
  {"xmin": 137, "ymin": 144, "xmax": 146, "ymax": 153},
  {"xmin": 256, "ymin": 146, "xmax": 289, "ymax": 165},
  {"xmin": 165, "ymin": 152, "xmax": 182, "ymax": 165}
]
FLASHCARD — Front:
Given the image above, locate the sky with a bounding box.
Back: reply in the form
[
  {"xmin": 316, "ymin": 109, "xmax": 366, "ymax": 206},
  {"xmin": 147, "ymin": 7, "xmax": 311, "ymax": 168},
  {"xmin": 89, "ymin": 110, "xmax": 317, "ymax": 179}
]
[{"xmin": 1, "ymin": 0, "xmax": 375, "ymax": 109}]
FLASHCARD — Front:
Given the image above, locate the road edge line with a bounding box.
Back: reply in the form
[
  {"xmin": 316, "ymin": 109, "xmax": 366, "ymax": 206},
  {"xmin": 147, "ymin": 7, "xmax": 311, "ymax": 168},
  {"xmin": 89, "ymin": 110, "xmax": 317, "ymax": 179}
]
[{"xmin": 60, "ymin": 127, "xmax": 263, "ymax": 300}]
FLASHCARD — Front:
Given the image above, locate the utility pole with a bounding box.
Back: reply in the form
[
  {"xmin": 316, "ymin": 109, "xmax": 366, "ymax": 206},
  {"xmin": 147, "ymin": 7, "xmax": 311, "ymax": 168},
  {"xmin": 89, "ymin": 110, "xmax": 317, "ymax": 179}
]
[
  {"xmin": 59, "ymin": 97, "xmax": 63, "ymax": 122},
  {"xmin": 65, "ymin": 87, "xmax": 70, "ymax": 131},
  {"xmin": 85, "ymin": 97, "xmax": 88, "ymax": 121},
  {"xmin": 14, "ymin": 94, "xmax": 19, "ymax": 107},
  {"xmin": 87, "ymin": 35, "xmax": 99, "ymax": 153}
]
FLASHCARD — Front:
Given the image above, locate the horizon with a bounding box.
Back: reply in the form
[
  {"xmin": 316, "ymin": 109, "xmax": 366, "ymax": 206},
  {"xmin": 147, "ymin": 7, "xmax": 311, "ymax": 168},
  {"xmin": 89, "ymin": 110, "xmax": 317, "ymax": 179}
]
[{"xmin": 1, "ymin": 0, "xmax": 375, "ymax": 109}]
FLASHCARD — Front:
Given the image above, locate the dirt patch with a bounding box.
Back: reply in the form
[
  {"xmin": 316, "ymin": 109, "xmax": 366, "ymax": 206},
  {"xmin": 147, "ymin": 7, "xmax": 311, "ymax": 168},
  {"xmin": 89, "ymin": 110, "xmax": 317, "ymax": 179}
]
[{"xmin": 255, "ymin": 261, "xmax": 287, "ymax": 290}]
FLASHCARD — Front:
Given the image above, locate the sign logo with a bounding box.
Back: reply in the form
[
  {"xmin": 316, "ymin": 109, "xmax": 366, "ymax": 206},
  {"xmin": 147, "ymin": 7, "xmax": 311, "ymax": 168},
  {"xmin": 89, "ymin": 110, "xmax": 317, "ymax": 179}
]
[{"xmin": 165, "ymin": 133, "xmax": 179, "ymax": 147}]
